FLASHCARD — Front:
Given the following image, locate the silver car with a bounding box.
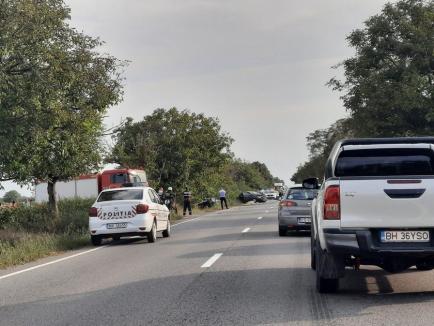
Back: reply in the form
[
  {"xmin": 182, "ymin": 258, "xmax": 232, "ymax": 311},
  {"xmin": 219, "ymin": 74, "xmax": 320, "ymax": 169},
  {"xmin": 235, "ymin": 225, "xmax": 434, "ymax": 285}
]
[{"xmin": 278, "ymin": 187, "xmax": 317, "ymax": 236}]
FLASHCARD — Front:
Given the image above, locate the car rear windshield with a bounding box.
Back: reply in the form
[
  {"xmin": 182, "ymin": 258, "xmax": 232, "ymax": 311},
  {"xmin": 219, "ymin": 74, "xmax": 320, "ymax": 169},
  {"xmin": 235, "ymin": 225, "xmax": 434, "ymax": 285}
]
[
  {"xmin": 286, "ymin": 189, "xmax": 317, "ymax": 200},
  {"xmin": 335, "ymin": 148, "xmax": 434, "ymax": 177},
  {"xmin": 97, "ymin": 189, "xmax": 143, "ymax": 202}
]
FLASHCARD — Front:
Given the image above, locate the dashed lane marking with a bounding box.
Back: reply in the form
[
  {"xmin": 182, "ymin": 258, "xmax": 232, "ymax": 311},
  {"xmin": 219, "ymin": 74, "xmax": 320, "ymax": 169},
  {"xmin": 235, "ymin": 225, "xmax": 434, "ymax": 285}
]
[{"xmin": 201, "ymin": 253, "xmax": 223, "ymax": 268}]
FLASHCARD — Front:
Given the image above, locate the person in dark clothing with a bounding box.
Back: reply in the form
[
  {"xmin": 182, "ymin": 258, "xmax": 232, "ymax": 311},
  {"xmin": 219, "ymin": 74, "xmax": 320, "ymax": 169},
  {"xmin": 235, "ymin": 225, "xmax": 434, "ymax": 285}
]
[{"xmin": 183, "ymin": 187, "xmax": 192, "ymax": 216}]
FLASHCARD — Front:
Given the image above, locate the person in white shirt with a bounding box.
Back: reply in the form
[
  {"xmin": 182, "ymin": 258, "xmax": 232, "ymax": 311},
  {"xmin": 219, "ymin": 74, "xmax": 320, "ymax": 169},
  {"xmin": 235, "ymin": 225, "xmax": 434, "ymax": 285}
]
[{"xmin": 219, "ymin": 188, "xmax": 229, "ymax": 210}]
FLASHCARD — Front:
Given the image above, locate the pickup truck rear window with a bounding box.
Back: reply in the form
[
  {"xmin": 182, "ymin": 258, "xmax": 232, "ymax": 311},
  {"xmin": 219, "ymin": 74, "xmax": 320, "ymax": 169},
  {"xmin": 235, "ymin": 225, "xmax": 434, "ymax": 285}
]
[
  {"xmin": 97, "ymin": 189, "xmax": 143, "ymax": 202},
  {"xmin": 335, "ymin": 148, "xmax": 434, "ymax": 177}
]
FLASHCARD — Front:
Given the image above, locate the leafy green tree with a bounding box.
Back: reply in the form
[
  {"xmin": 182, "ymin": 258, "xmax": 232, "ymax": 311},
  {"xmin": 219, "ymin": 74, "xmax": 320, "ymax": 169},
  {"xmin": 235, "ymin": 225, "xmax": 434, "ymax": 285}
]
[
  {"xmin": 109, "ymin": 108, "xmax": 233, "ymax": 196},
  {"xmin": 291, "ymin": 118, "xmax": 353, "ymax": 182},
  {"xmin": 294, "ymin": 0, "xmax": 434, "ymax": 181},
  {"xmin": 2, "ymin": 190, "xmax": 21, "ymax": 203},
  {"xmin": 329, "ymin": 0, "xmax": 434, "ymax": 137},
  {"xmin": 0, "ymin": 0, "xmax": 125, "ymax": 218}
]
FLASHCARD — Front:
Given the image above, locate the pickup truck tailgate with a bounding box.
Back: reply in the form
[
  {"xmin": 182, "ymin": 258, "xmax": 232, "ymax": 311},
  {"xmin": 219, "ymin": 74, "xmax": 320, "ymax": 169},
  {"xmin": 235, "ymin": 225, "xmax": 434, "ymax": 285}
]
[{"xmin": 340, "ymin": 179, "xmax": 434, "ymax": 228}]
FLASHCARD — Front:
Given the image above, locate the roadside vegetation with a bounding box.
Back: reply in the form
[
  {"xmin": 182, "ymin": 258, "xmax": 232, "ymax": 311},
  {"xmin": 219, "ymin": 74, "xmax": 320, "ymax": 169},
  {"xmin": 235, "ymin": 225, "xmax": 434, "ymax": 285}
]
[
  {"xmin": 0, "ymin": 199, "xmax": 93, "ymax": 269},
  {"xmin": 292, "ymin": 0, "xmax": 434, "ymax": 182},
  {"xmin": 109, "ymin": 108, "xmax": 283, "ymax": 203}
]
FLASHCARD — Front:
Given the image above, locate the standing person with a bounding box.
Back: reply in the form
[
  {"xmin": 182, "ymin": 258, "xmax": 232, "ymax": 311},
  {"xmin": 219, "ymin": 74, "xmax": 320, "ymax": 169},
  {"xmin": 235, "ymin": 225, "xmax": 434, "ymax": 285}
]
[
  {"xmin": 183, "ymin": 187, "xmax": 192, "ymax": 216},
  {"xmin": 219, "ymin": 188, "xmax": 229, "ymax": 210}
]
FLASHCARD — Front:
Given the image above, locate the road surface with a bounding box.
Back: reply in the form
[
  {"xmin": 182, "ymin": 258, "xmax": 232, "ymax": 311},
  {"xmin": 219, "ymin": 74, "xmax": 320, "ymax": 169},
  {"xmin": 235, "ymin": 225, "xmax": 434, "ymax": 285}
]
[{"xmin": 1, "ymin": 203, "xmax": 434, "ymax": 325}]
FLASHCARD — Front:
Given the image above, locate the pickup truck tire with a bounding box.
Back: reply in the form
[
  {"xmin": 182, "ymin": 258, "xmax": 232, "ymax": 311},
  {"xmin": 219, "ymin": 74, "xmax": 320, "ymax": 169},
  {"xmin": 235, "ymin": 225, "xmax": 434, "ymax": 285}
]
[
  {"xmin": 91, "ymin": 235, "xmax": 102, "ymax": 246},
  {"xmin": 278, "ymin": 227, "xmax": 287, "ymax": 237},
  {"xmin": 147, "ymin": 221, "xmax": 157, "ymax": 243},
  {"xmin": 162, "ymin": 219, "xmax": 171, "ymax": 238},
  {"xmin": 315, "ymin": 240, "xmax": 340, "ymax": 293}
]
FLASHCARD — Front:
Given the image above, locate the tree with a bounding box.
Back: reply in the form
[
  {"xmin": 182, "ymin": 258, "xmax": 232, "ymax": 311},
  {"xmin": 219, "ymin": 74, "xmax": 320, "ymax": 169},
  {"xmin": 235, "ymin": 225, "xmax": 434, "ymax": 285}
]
[
  {"xmin": 293, "ymin": 0, "xmax": 434, "ymax": 181},
  {"xmin": 328, "ymin": 0, "xmax": 434, "ymax": 137},
  {"xmin": 0, "ymin": 0, "xmax": 125, "ymax": 218},
  {"xmin": 291, "ymin": 118, "xmax": 353, "ymax": 182},
  {"xmin": 108, "ymin": 108, "xmax": 233, "ymax": 196},
  {"xmin": 2, "ymin": 190, "xmax": 21, "ymax": 203}
]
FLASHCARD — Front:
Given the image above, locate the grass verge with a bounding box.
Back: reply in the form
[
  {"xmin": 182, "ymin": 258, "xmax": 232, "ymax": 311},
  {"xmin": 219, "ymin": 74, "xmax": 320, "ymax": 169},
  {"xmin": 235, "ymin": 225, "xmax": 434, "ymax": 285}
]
[{"xmin": 0, "ymin": 230, "xmax": 89, "ymax": 269}]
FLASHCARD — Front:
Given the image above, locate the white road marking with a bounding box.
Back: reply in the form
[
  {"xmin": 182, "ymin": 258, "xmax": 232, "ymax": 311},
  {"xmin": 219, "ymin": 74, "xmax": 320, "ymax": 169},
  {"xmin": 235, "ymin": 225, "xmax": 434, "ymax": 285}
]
[
  {"xmin": 242, "ymin": 227, "xmax": 250, "ymax": 233},
  {"xmin": 257, "ymin": 216, "xmax": 263, "ymax": 220},
  {"xmin": 201, "ymin": 253, "xmax": 223, "ymax": 268},
  {"xmin": 0, "ymin": 246, "xmax": 108, "ymax": 281},
  {"xmin": 265, "ymin": 210, "xmax": 269, "ymax": 213}
]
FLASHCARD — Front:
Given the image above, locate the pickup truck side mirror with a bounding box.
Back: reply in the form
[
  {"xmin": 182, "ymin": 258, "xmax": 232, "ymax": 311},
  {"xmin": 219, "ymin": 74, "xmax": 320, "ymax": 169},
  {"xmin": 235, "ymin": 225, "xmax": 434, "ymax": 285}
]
[{"xmin": 302, "ymin": 177, "xmax": 320, "ymax": 189}]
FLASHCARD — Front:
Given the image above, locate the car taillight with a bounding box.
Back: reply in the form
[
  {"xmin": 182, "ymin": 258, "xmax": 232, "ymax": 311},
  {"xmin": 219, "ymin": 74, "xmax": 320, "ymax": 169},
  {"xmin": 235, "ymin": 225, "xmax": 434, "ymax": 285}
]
[
  {"xmin": 89, "ymin": 207, "xmax": 98, "ymax": 217},
  {"xmin": 136, "ymin": 204, "xmax": 149, "ymax": 214},
  {"xmin": 279, "ymin": 200, "xmax": 297, "ymax": 207},
  {"xmin": 324, "ymin": 185, "xmax": 340, "ymax": 220}
]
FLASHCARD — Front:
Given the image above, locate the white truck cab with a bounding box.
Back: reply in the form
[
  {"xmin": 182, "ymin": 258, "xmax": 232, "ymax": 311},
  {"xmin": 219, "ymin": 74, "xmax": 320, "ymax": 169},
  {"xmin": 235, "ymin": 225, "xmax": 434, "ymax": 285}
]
[
  {"xmin": 89, "ymin": 187, "xmax": 170, "ymax": 245},
  {"xmin": 312, "ymin": 137, "xmax": 434, "ymax": 293}
]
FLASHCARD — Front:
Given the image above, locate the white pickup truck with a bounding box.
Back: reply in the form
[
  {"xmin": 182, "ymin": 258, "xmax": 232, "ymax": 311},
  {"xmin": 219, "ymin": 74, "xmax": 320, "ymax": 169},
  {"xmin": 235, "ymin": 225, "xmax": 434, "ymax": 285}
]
[{"xmin": 311, "ymin": 137, "xmax": 434, "ymax": 293}]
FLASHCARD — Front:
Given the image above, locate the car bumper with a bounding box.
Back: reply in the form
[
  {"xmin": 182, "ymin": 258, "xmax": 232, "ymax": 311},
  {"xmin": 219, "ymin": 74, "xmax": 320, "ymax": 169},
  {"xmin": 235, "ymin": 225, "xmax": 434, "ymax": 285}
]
[
  {"xmin": 278, "ymin": 215, "xmax": 311, "ymax": 230},
  {"xmin": 324, "ymin": 229, "xmax": 434, "ymax": 257},
  {"xmin": 89, "ymin": 213, "xmax": 153, "ymax": 236}
]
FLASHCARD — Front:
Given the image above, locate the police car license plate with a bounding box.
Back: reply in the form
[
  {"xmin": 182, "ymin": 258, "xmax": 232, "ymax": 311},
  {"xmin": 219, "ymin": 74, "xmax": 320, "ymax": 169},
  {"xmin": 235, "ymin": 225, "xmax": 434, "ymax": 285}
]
[
  {"xmin": 380, "ymin": 230, "xmax": 430, "ymax": 242},
  {"xmin": 107, "ymin": 222, "xmax": 128, "ymax": 229}
]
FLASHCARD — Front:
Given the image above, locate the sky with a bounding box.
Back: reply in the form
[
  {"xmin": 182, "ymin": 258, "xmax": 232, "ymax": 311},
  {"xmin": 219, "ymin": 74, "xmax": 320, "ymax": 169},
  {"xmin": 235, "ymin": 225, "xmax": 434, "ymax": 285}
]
[{"xmin": 1, "ymin": 0, "xmax": 392, "ymax": 197}]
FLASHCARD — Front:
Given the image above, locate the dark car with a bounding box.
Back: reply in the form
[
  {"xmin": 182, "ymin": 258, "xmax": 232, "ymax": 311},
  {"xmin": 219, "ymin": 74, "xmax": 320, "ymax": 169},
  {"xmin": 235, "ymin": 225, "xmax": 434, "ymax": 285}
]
[{"xmin": 238, "ymin": 191, "xmax": 267, "ymax": 203}]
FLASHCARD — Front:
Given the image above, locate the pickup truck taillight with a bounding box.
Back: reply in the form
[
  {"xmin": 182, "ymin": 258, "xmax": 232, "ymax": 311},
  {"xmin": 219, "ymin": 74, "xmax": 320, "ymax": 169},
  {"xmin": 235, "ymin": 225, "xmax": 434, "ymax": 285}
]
[
  {"xmin": 279, "ymin": 200, "xmax": 297, "ymax": 207},
  {"xmin": 136, "ymin": 204, "xmax": 149, "ymax": 214},
  {"xmin": 324, "ymin": 185, "xmax": 340, "ymax": 220},
  {"xmin": 89, "ymin": 207, "xmax": 98, "ymax": 217}
]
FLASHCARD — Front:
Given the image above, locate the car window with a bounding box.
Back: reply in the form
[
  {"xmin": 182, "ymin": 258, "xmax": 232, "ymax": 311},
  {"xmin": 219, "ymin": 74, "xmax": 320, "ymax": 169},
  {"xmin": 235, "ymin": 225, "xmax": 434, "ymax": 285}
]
[
  {"xmin": 110, "ymin": 173, "xmax": 128, "ymax": 184},
  {"xmin": 286, "ymin": 189, "xmax": 317, "ymax": 200},
  {"xmin": 336, "ymin": 148, "xmax": 434, "ymax": 177},
  {"xmin": 148, "ymin": 190, "xmax": 161, "ymax": 204},
  {"xmin": 97, "ymin": 189, "xmax": 143, "ymax": 202}
]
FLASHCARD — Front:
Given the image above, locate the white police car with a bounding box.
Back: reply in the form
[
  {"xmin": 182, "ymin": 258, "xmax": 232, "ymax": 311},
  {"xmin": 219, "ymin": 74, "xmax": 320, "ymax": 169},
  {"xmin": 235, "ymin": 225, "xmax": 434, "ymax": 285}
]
[{"xmin": 89, "ymin": 187, "xmax": 170, "ymax": 245}]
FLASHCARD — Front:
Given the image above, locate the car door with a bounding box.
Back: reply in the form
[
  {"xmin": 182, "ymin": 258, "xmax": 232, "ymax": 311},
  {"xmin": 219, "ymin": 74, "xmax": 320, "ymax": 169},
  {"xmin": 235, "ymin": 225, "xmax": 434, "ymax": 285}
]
[
  {"xmin": 149, "ymin": 189, "xmax": 167, "ymax": 231},
  {"xmin": 147, "ymin": 189, "xmax": 160, "ymax": 228}
]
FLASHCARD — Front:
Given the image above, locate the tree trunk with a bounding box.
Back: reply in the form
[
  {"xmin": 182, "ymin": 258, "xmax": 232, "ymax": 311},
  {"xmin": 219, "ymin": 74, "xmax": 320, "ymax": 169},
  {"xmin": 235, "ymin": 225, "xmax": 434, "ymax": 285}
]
[{"xmin": 47, "ymin": 179, "xmax": 59, "ymax": 220}]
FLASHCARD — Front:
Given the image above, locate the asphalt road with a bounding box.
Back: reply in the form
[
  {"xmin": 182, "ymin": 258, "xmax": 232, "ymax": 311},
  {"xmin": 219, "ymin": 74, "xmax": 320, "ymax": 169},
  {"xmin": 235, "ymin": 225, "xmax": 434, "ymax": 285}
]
[{"xmin": 2, "ymin": 202, "xmax": 434, "ymax": 325}]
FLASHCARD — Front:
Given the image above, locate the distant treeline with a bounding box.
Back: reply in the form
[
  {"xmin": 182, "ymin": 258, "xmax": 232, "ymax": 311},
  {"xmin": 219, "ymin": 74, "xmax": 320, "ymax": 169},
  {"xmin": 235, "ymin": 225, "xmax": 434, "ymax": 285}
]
[{"xmin": 108, "ymin": 108, "xmax": 283, "ymax": 202}]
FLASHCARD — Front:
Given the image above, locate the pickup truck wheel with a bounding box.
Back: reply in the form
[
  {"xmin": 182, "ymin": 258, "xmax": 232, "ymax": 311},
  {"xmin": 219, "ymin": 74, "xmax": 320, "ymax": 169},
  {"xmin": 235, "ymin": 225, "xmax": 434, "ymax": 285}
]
[
  {"xmin": 162, "ymin": 219, "xmax": 171, "ymax": 238},
  {"xmin": 315, "ymin": 240, "xmax": 339, "ymax": 293},
  {"xmin": 147, "ymin": 221, "xmax": 157, "ymax": 243},
  {"xmin": 91, "ymin": 235, "xmax": 102, "ymax": 246}
]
